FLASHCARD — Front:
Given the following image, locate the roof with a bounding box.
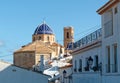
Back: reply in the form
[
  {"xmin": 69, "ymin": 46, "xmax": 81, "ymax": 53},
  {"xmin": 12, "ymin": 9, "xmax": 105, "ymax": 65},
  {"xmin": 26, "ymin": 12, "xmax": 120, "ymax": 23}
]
[
  {"xmin": 51, "ymin": 42, "xmax": 64, "ymax": 48},
  {"xmin": 50, "ymin": 60, "xmax": 72, "ymax": 69},
  {"xmin": 97, "ymin": 0, "xmax": 119, "ymax": 14},
  {"xmin": 14, "ymin": 40, "xmax": 54, "ymax": 54},
  {"xmin": 59, "ymin": 64, "xmax": 72, "ymax": 69},
  {"xmin": 0, "ymin": 60, "xmax": 50, "ymax": 77},
  {"xmin": 34, "ymin": 23, "xmax": 54, "ymax": 35}
]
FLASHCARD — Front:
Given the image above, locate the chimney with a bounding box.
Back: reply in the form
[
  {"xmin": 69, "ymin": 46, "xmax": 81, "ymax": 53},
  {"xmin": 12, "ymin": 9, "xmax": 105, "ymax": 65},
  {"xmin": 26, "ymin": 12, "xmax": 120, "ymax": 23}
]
[{"xmin": 39, "ymin": 55, "xmax": 44, "ymax": 72}]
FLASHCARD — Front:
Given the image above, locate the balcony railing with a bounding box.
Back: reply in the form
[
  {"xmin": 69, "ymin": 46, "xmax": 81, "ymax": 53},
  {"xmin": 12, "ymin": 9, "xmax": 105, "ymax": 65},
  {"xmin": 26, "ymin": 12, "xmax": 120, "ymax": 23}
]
[
  {"xmin": 106, "ymin": 64, "xmax": 118, "ymax": 73},
  {"xmin": 73, "ymin": 28, "xmax": 102, "ymax": 49}
]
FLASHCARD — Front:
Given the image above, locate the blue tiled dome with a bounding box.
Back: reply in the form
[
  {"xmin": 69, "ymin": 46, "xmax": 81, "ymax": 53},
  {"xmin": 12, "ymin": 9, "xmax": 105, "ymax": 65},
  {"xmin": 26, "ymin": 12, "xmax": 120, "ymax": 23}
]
[{"xmin": 34, "ymin": 23, "xmax": 54, "ymax": 35}]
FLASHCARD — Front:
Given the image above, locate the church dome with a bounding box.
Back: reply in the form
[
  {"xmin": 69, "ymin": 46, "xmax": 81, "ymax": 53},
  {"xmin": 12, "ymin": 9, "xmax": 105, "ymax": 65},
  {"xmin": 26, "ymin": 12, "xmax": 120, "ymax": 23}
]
[{"xmin": 34, "ymin": 23, "xmax": 54, "ymax": 35}]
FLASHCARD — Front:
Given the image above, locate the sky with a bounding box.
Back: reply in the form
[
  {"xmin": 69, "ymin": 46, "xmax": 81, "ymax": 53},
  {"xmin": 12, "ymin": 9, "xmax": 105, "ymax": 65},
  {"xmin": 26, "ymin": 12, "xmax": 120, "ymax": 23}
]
[{"xmin": 0, "ymin": 0, "xmax": 109, "ymax": 63}]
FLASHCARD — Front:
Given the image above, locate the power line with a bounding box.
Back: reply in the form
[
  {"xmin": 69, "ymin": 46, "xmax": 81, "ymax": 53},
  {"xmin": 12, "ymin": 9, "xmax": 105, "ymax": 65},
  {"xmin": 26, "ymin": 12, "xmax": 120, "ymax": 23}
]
[
  {"xmin": 75, "ymin": 25, "xmax": 101, "ymax": 41},
  {"xmin": 75, "ymin": 25, "xmax": 100, "ymax": 36},
  {"xmin": 0, "ymin": 54, "xmax": 13, "ymax": 58}
]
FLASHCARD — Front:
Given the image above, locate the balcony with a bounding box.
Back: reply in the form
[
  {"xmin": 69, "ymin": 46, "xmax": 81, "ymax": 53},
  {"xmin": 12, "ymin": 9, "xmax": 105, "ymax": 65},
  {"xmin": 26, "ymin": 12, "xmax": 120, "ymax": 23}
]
[
  {"xmin": 106, "ymin": 64, "xmax": 118, "ymax": 73},
  {"xmin": 73, "ymin": 28, "xmax": 102, "ymax": 50}
]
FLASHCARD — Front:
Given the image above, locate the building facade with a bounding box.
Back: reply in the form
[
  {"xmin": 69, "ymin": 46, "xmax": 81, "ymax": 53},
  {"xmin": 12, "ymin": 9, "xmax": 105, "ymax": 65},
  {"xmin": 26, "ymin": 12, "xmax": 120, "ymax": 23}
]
[
  {"xmin": 72, "ymin": 29, "xmax": 102, "ymax": 83},
  {"xmin": 14, "ymin": 22, "xmax": 65, "ymax": 69},
  {"xmin": 0, "ymin": 60, "xmax": 50, "ymax": 83},
  {"xmin": 97, "ymin": 0, "xmax": 120, "ymax": 83},
  {"xmin": 72, "ymin": 0, "xmax": 120, "ymax": 83}
]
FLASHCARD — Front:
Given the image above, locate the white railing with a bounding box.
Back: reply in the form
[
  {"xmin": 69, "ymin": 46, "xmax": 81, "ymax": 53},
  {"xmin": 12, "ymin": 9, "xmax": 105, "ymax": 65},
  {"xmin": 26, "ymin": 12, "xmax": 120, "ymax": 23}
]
[
  {"xmin": 106, "ymin": 64, "xmax": 118, "ymax": 73},
  {"xmin": 73, "ymin": 28, "xmax": 102, "ymax": 49}
]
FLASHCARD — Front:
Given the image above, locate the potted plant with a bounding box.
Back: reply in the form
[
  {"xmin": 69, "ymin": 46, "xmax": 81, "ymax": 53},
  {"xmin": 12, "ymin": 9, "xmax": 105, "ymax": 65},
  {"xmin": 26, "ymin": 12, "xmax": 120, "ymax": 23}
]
[
  {"xmin": 78, "ymin": 68, "xmax": 82, "ymax": 72},
  {"xmin": 74, "ymin": 68, "xmax": 77, "ymax": 72},
  {"xmin": 84, "ymin": 66, "xmax": 89, "ymax": 71}
]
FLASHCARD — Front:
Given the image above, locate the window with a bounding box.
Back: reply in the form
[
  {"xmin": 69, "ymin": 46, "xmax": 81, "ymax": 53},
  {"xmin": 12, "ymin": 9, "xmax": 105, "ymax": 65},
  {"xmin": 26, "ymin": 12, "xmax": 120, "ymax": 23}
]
[
  {"xmin": 104, "ymin": 9, "xmax": 113, "ymax": 38},
  {"xmin": 74, "ymin": 60, "xmax": 77, "ymax": 72},
  {"xmin": 47, "ymin": 36, "xmax": 49, "ymax": 41},
  {"xmin": 104, "ymin": 20, "xmax": 113, "ymax": 37},
  {"xmin": 38, "ymin": 36, "xmax": 41, "ymax": 40},
  {"xmin": 113, "ymin": 44, "xmax": 118, "ymax": 72},
  {"xmin": 95, "ymin": 56, "xmax": 98, "ymax": 67},
  {"xmin": 67, "ymin": 32, "xmax": 69, "ymax": 39},
  {"xmin": 114, "ymin": 7, "xmax": 118, "ymax": 14},
  {"xmin": 79, "ymin": 59, "xmax": 82, "ymax": 72},
  {"xmin": 84, "ymin": 58, "xmax": 89, "ymax": 71},
  {"xmin": 106, "ymin": 46, "xmax": 110, "ymax": 73},
  {"xmin": 93, "ymin": 55, "xmax": 99, "ymax": 71}
]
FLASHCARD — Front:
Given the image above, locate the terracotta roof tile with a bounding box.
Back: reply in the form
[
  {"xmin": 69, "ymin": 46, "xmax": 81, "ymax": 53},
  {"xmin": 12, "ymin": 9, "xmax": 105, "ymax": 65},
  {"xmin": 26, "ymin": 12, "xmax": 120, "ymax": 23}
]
[{"xmin": 14, "ymin": 41, "xmax": 54, "ymax": 54}]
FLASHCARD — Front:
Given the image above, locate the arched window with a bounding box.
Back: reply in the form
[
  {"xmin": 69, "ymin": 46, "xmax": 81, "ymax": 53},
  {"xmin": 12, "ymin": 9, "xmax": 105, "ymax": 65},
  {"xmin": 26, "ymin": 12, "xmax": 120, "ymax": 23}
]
[
  {"xmin": 38, "ymin": 36, "xmax": 41, "ymax": 40},
  {"xmin": 79, "ymin": 59, "xmax": 82, "ymax": 72},
  {"xmin": 67, "ymin": 32, "xmax": 69, "ymax": 39},
  {"xmin": 74, "ymin": 60, "xmax": 77, "ymax": 72},
  {"xmin": 47, "ymin": 36, "xmax": 49, "ymax": 41}
]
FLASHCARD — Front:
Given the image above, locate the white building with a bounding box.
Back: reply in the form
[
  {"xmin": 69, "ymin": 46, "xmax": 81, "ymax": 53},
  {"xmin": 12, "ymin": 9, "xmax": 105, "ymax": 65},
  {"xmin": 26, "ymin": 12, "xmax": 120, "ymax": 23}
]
[
  {"xmin": 72, "ymin": 0, "xmax": 120, "ymax": 83},
  {"xmin": 43, "ymin": 56, "xmax": 73, "ymax": 83},
  {"xmin": 72, "ymin": 29, "xmax": 102, "ymax": 83},
  {"xmin": 59, "ymin": 64, "xmax": 72, "ymax": 83},
  {"xmin": 97, "ymin": 0, "xmax": 120, "ymax": 83},
  {"xmin": 0, "ymin": 60, "xmax": 50, "ymax": 83}
]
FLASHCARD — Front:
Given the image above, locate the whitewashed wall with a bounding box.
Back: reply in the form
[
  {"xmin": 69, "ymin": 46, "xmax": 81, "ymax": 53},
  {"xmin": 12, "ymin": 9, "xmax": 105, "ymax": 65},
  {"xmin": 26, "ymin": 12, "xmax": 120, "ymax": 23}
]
[
  {"xmin": 59, "ymin": 67, "xmax": 72, "ymax": 83},
  {"xmin": 101, "ymin": 2, "xmax": 120, "ymax": 83},
  {"xmin": 101, "ymin": 2, "xmax": 120, "ymax": 75},
  {"xmin": 73, "ymin": 45, "xmax": 102, "ymax": 72},
  {"xmin": 73, "ymin": 73, "xmax": 101, "ymax": 83},
  {"xmin": 72, "ymin": 1, "xmax": 120, "ymax": 83},
  {"xmin": 0, "ymin": 61, "xmax": 49, "ymax": 83},
  {"xmin": 72, "ymin": 44, "xmax": 102, "ymax": 83}
]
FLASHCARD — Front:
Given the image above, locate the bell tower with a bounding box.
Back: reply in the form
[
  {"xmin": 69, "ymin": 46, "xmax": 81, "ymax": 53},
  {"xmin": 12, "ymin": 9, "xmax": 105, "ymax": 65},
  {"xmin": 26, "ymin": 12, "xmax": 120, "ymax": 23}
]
[{"xmin": 64, "ymin": 26, "xmax": 74, "ymax": 50}]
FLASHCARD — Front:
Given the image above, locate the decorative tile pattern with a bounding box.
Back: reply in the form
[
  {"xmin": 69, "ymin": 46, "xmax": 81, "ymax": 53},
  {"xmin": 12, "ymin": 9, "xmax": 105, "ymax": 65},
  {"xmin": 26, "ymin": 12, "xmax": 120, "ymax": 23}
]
[
  {"xmin": 34, "ymin": 23, "xmax": 53, "ymax": 35},
  {"xmin": 73, "ymin": 28, "xmax": 102, "ymax": 49}
]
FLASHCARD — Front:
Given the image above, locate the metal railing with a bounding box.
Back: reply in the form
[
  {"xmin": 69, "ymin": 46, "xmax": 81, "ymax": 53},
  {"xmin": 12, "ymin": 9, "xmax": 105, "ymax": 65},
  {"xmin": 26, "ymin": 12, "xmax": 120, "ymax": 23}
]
[
  {"xmin": 106, "ymin": 64, "xmax": 118, "ymax": 73},
  {"xmin": 73, "ymin": 28, "xmax": 102, "ymax": 49}
]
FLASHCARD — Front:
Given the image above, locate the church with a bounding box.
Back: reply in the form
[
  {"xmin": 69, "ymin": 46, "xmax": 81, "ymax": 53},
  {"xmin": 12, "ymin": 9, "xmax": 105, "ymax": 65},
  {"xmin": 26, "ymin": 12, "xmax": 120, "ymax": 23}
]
[{"xmin": 13, "ymin": 22, "xmax": 74, "ymax": 69}]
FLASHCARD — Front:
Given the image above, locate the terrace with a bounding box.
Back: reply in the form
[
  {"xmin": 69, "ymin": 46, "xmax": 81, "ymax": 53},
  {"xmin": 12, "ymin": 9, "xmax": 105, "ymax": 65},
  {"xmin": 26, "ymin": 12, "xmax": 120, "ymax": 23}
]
[{"xmin": 67, "ymin": 28, "xmax": 102, "ymax": 51}]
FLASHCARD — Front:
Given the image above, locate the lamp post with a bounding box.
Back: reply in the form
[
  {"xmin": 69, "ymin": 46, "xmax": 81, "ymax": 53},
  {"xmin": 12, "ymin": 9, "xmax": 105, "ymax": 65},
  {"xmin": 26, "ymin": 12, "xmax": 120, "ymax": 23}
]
[
  {"xmin": 99, "ymin": 62, "xmax": 102, "ymax": 75},
  {"xmin": 63, "ymin": 70, "xmax": 67, "ymax": 83},
  {"xmin": 99, "ymin": 62, "xmax": 102, "ymax": 83}
]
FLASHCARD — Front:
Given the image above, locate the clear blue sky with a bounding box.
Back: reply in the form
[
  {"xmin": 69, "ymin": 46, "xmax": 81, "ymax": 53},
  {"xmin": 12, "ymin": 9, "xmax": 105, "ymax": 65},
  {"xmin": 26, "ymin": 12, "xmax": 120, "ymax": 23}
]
[{"xmin": 0, "ymin": 0, "xmax": 108, "ymax": 63}]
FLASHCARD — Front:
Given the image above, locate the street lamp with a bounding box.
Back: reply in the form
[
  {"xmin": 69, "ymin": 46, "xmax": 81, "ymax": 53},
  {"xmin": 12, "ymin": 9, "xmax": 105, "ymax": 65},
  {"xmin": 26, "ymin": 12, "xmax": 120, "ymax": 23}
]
[
  {"xmin": 88, "ymin": 56, "xmax": 93, "ymax": 70},
  {"xmin": 99, "ymin": 62, "xmax": 102, "ymax": 75},
  {"xmin": 63, "ymin": 70, "xmax": 67, "ymax": 83}
]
